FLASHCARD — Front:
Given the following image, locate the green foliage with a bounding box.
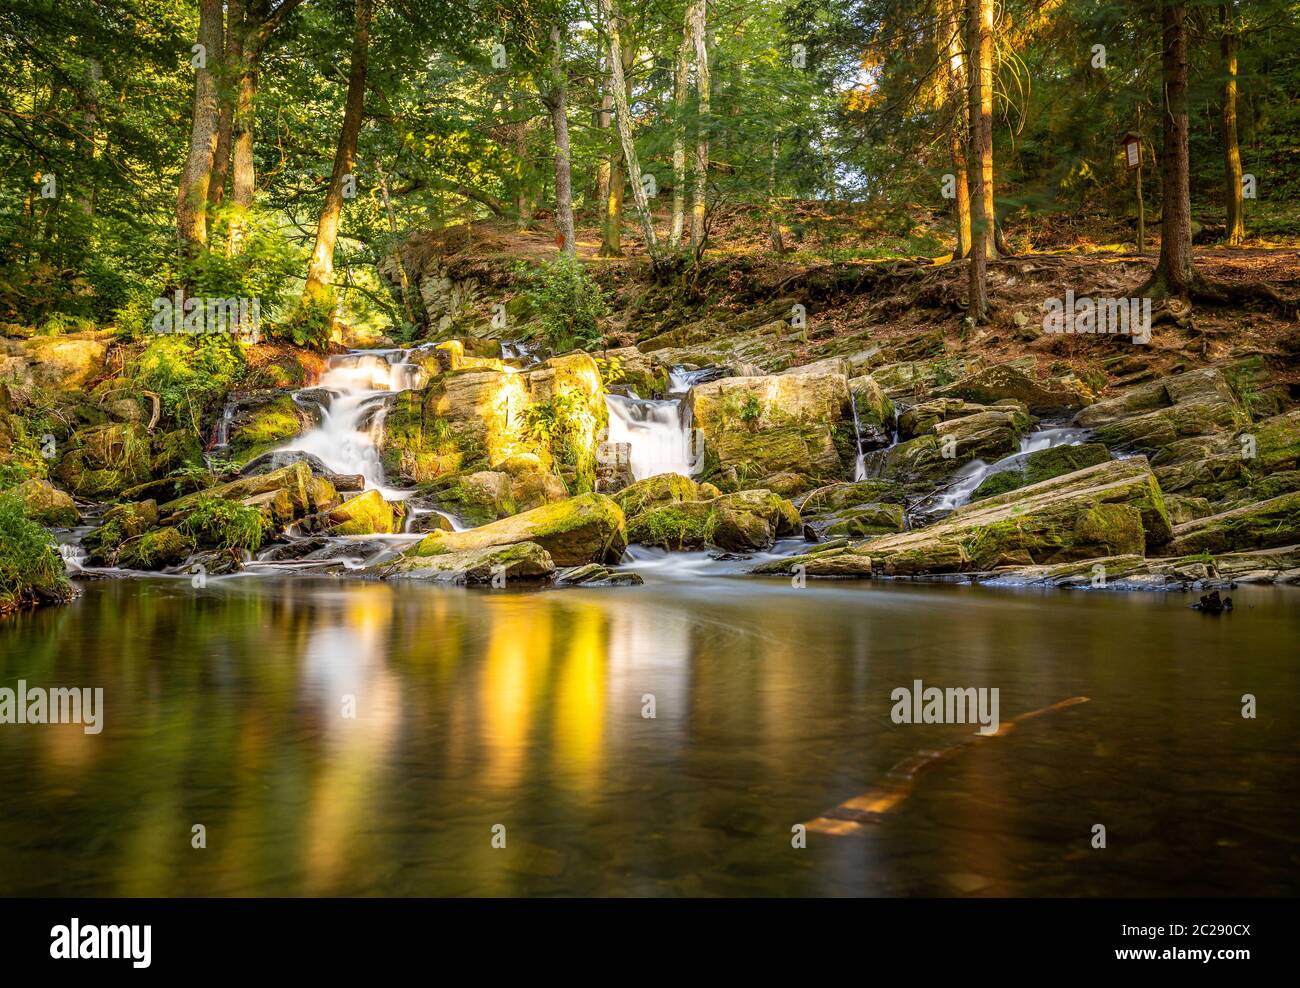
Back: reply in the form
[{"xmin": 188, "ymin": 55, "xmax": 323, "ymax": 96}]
[
  {"xmin": 178, "ymin": 495, "xmax": 272, "ymax": 553},
  {"xmin": 276, "ymin": 293, "xmax": 337, "ymax": 350},
  {"xmin": 0, "ymin": 493, "xmax": 71, "ymax": 612},
  {"xmin": 130, "ymin": 335, "xmax": 246, "ymax": 434},
  {"xmin": 515, "ymin": 255, "xmax": 608, "ymax": 351}
]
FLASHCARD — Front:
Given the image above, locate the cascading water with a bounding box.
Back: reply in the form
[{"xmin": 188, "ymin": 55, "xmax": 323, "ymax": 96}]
[
  {"xmin": 926, "ymin": 426, "xmax": 1094, "ymax": 513},
  {"xmin": 283, "ymin": 350, "xmax": 425, "ymax": 496},
  {"xmin": 850, "ymin": 391, "xmax": 867, "ymax": 482},
  {"xmin": 605, "ymin": 392, "xmax": 700, "ymax": 481}
]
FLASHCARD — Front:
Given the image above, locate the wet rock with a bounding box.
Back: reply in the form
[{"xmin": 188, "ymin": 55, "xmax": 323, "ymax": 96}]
[
  {"xmin": 1191, "ymin": 590, "xmax": 1232, "ymax": 613},
  {"xmin": 222, "ymin": 393, "xmax": 316, "ymax": 464},
  {"xmin": 626, "ymin": 489, "xmax": 800, "ymax": 552},
  {"xmin": 53, "ymin": 423, "xmax": 154, "ymax": 499},
  {"xmin": 297, "ymin": 489, "xmax": 405, "ymax": 536},
  {"xmin": 404, "ymin": 492, "xmax": 626, "ymax": 566},
  {"xmin": 862, "ymin": 408, "xmax": 1029, "ymax": 494},
  {"xmin": 970, "ymin": 442, "xmax": 1111, "ymax": 501},
  {"xmin": 116, "ymin": 527, "xmax": 195, "ymax": 570},
  {"xmin": 613, "ymin": 472, "xmax": 700, "ymax": 519},
  {"xmin": 555, "ymin": 563, "xmax": 644, "ymax": 586},
  {"xmin": 384, "ymin": 541, "xmax": 556, "ymax": 583}
]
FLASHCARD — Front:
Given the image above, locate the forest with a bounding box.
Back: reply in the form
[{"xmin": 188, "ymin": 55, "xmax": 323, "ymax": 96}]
[{"xmin": 0, "ymin": 0, "xmax": 1298, "ymax": 903}]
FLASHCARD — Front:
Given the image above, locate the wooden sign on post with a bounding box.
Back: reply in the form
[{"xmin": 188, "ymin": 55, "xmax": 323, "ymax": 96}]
[
  {"xmin": 1120, "ymin": 132, "xmax": 1145, "ymax": 253},
  {"xmin": 1122, "ymin": 133, "xmax": 1141, "ymax": 170}
]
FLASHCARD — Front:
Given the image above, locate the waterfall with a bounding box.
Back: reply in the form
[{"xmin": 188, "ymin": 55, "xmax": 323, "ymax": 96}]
[
  {"xmin": 605, "ymin": 392, "xmax": 701, "ymax": 481},
  {"xmin": 927, "ymin": 426, "xmax": 1093, "ymax": 513},
  {"xmin": 850, "ymin": 390, "xmax": 867, "ymax": 482},
  {"xmin": 281, "ymin": 350, "xmax": 426, "ymax": 495},
  {"xmin": 667, "ymin": 365, "xmax": 726, "ymax": 395}
]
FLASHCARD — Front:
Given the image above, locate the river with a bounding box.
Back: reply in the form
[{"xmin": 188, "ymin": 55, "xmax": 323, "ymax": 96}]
[{"xmin": 1, "ymin": 572, "xmax": 1296, "ymax": 896}]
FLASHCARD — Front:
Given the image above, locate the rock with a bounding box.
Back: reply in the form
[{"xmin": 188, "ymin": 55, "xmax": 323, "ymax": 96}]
[
  {"xmin": 612, "ymin": 472, "xmax": 700, "ymax": 519},
  {"xmin": 819, "ymin": 503, "xmax": 907, "ymax": 538},
  {"xmin": 2, "ymin": 334, "xmax": 108, "ymax": 389},
  {"xmin": 933, "ymin": 362, "xmax": 1093, "ymax": 414},
  {"xmin": 689, "ymin": 372, "xmax": 854, "ymax": 492},
  {"xmin": 862, "ymin": 408, "xmax": 1028, "ymax": 494},
  {"xmin": 1191, "ymin": 590, "xmax": 1232, "ymax": 613},
  {"xmin": 161, "ymin": 461, "xmax": 337, "ymax": 529},
  {"xmin": 13, "ymin": 479, "xmax": 79, "ymax": 527},
  {"xmin": 897, "ymin": 398, "xmax": 997, "ymax": 439},
  {"xmin": 404, "ymin": 492, "xmax": 626, "ymax": 566},
  {"xmin": 222, "ymin": 393, "xmax": 314, "ymax": 464},
  {"xmin": 116, "ymin": 527, "xmax": 195, "ymax": 570},
  {"xmin": 383, "ymin": 541, "xmax": 556, "ymax": 583},
  {"xmin": 869, "ymin": 356, "xmax": 985, "ymax": 399},
  {"xmin": 53, "ymin": 423, "xmax": 153, "ymax": 499},
  {"xmin": 595, "ymin": 440, "xmax": 633, "ymax": 494},
  {"xmin": 626, "ymin": 489, "xmax": 800, "ymax": 551},
  {"xmin": 555, "ymin": 563, "xmax": 644, "ymax": 586},
  {"xmin": 297, "ymin": 489, "xmax": 405, "ymax": 536},
  {"xmin": 847, "ymin": 374, "xmax": 895, "ymax": 448},
  {"xmin": 765, "ymin": 458, "xmax": 1172, "ymax": 577},
  {"xmin": 795, "ymin": 480, "xmax": 907, "ymax": 513},
  {"xmin": 970, "ymin": 442, "xmax": 1112, "ymax": 500},
  {"xmin": 1163, "ymin": 491, "xmax": 1300, "ymax": 556},
  {"xmin": 82, "ymin": 500, "xmax": 160, "ymax": 565}
]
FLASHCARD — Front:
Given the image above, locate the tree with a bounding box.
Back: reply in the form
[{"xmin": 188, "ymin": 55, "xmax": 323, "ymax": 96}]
[
  {"xmin": 176, "ymin": 0, "xmax": 224, "ymax": 254},
  {"xmin": 303, "ymin": 0, "xmax": 373, "ymax": 303},
  {"xmin": 687, "ymin": 0, "xmax": 709, "ymax": 251},
  {"xmin": 1142, "ymin": 0, "xmax": 1195, "ymax": 299},
  {"xmin": 966, "ymin": 0, "xmax": 993, "ymax": 321},
  {"xmin": 545, "ymin": 23, "xmax": 576, "ymax": 255},
  {"xmin": 1220, "ymin": 2, "xmax": 1245, "ymax": 246}
]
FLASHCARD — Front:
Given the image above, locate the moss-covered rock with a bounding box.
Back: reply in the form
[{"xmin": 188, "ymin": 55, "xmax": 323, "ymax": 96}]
[
  {"xmin": 383, "ymin": 540, "xmax": 556, "ymax": 583},
  {"xmin": 626, "ymin": 489, "xmax": 800, "ymax": 551},
  {"xmin": 53, "ymin": 422, "xmax": 153, "ymax": 499},
  {"xmin": 299, "ymin": 489, "xmax": 405, "ymax": 536},
  {"xmin": 612, "ymin": 472, "xmax": 700, "ymax": 519},
  {"xmin": 822, "ymin": 503, "xmax": 907, "ymax": 538},
  {"xmin": 116, "ymin": 526, "xmax": 195, "ymax": 570},
  {"xmin": 82, "ymin": 500, "xmax": 160, "ymax": 565},
  {"xmin": 625, "ymin": 500, "xmax": 716, "ymax": 549},
  {"xmin": 161, "ymin": 461, "xmax": 336, "ymax": 530},
  {"xmin": 406, "ymin": 492, "xmax": 626, "ymax": 566},
  {"xmin": 933, "ymin": 362, "xmax": 1093, "ymax": 414},
  {"xmin": 226, "ymin": 394, "xmax": 313, "ymax": 463},
  {"xmin": 970, "ymin": 442, "xmax": 1111, "ymax": 501},
  {"xmin": 764, "ymin": 458, "xmax": 1171, "ymax": 577},
  {"xmin": 863, "ymin": 408, "xmax": 1028, "ymax": 494},
  {"xmin": 1163, "ymin": 491, "xmax": 1300, "ymax": 556},
  {"xmin": 13, "ymin": 479, "xmax": 79, "ymax": 527}
]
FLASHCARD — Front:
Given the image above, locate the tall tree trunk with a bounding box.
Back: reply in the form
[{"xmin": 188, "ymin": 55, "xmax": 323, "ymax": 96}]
[
  {"xmin": 176, "ymin": 0, "xmax": 224, "ymax": 255},
  {"xmin": 1220, "ymin": 3, "xmax": 1245, "ymax": 246},
  {"xmin": 227, "ymin": 41, "xmax": 257, "ymax": 254},
  {"xmin": 767, "ymin": 137, "xmax": 784, "ymax": 254},
  {"xmin": 79, "ymin": 57, "xmax": 102, "ymax": 218},
  {"xmin": 1144, "ymin": 0, "xmax": 1196, "ymax": 297},
  {"xmin": 945, "ymin": 0, "xmax": 970, "ymax": 259},
  {"xmin": 600, "ymin": 0, "xmax": 659, "ymax": 262},
  {"xmin": 547, "ymin": 26, "xmax": 576, "ymax": 256},
  {"xmin": 688, "ymin": 0, "xmax": 709, "ymax": 251},
  {"xmin": 669, "ymin": 26, "xmax": 690, "ymax": 249},
  {"xmin": 208, "ymin": 7, "xmax": 237, "ymax": 209},
  {"xmin": 303, "ymin": 0, "xmax": 372, "ymax": 302},
  {"xmin": 966, "ymin": 0, "xmax": 993, "ymax": 321},
  {"xmin": 595, "ymin": 56, "xmax": 613, "ymax": 237}
]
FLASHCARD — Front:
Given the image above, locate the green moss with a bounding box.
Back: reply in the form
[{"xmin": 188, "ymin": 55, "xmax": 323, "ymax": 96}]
[
  {"xmin": 118, "ymin": 527, "xmax": 196, "ymax": 569},
  {"xmin": 627, "ymin": 503, "xmax": 716, "ymax": 549},
  {"xmin": 228, "ymin": 396, "xmax": 308, "ymax": 463},
  {"xmin": 177, "ymin": 494, "xmax": 272, "ymax": 552}
]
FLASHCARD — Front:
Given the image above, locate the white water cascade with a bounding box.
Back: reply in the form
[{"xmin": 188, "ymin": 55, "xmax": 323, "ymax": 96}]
[
  {"xmin": 605, "ymin": 392, "xmax": 701, "ymax": 481},
  {"xmin": 284, "ymin": 350, "xmax": 425, "ymax": 496},
  {"xmin": 927, "ymin": 426, "xmax": 1094, "ymax": 513}
]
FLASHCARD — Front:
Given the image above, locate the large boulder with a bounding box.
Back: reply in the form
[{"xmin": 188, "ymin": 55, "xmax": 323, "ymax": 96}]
[
  {"xmin": 13, "ymin": 479, "xmax": 79, "ymax": 527},
  {"xmin": 220, "ymin": 392, "xmax": 315, "ymax": 464},
  {"xmin": 761, "ymin": 458, "xmax": 1172, "ymax": 577},
  {"xmin": 862, "ymin": 407, "xmax": 1029, "ymax": 494},
  {"xmin": 297, "ymin": 489, "xmax": 405, "ymax": 536},
  {"xmin": 690, "ymin": 373, "xmax": 852, "ymax": 493},
  {"xmin": 612, "ymin": 472, "xmax": 701, "ymax": 519},
  {"xmin": 1163, "ymin": 492, "xmax": 1300, "ymax": 556},
  {"xmin": 933, "ymin": 362, "xmax": 1093, "ymax": 414},
  {"xmin": 161, "ymin": 461, "xmax": 337, "ymax": 529},
  {"xmin": 1, "ymin": 334, "xmax": 108, "ymax": 389},
  {"xmin": 53, "ymin": 422, "xmax": 154, "ymax": 499},
  {"xmin": 404, "ymin": 492, "xmax": 626, "ymax": 566},
  {"xmin": 625, "ymin": 490, "xmax": 800, "ymax": 551},
  {"xmin": 382, "ymin": 541, "xmax": 556, "ymax": 584}
]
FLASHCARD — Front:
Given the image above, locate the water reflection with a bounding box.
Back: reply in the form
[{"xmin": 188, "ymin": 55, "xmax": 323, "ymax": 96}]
[{"xmin": 0, "ymin": 577, "xmax": 1297, "ymax": 896}]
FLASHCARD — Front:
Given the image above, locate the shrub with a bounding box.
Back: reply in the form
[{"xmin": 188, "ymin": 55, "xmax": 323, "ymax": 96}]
[
  {"xmin": 515, "ymin": 255, "xmax": 608, "ymax": 351},
  {"xmin": 0, "ymin": 494, "xmax": 72, "ymax": 613},
  {"xmin": 131, "ymin": 335, "xmax": 246, "ymax": 434},
  {"xmin": 178, "ymin": 495, "xmax": 273, "ymax": 553}
]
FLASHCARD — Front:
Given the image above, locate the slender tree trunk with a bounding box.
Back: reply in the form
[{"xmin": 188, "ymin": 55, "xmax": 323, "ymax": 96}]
[
  {"xmin": 376, "ymin": 163, "xmax": 419, "ymax": 327},
  {"xmin": 600, "ymin": 0, "xmax": 659, "ymax": 262},
  {"xmin": 688, "ymin": 0, "xmax": 709, "ymax": 251},
  {"xmin": 595, "ymin": 56, "xmax": 613, "ymax": 235},
  {"xmin": 79, "ymin": 57, "xmax": 102, "ymax": 218},
  {"xmin": 669, "ymin": 27, "xmax": 690, "ymax": 249},
  {"xmin": 303, "ymin": 0, "xmax": 373, "ymax": 302},
  {"xmin": 767, "ymin": 137, "xmax": 784, "ymax": 254},
  {"xmin": 547, "ymin": 25, "xmax": 576, "ymax": 256},
  {"xmin": 966, "ymin": 0, "xmax": 993, "ymax": 321},
  {"xmin": 176, "ymin": 0, "xmax": 224, "ymax": 254},
  {"xmin": 1143, "ymin": 0, "xmax": 1196, "ymax": 297},
  {"xmin": 1220, "ymin": 3, "xmax": 1245, "ymax": 245},
  {"xmin": 946, "ymin": 0, "xmax": 971, "ymax": 259}
]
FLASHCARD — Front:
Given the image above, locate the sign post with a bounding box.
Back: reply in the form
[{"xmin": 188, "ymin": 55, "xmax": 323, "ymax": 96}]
[{"xmin": 1122, "ymin": 131, "xmax": 1144, "ymax": 254}]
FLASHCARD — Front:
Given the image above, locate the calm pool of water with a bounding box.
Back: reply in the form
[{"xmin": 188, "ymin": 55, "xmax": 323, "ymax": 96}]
[{"xmin": 1, "ymin": 573, "xmax": 1296, "ymax": 896}]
